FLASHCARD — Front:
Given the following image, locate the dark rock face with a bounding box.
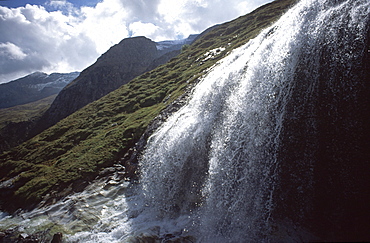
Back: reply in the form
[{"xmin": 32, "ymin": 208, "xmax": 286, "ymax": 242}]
[
  {"xmin": 0, "ymin": 72, "xmax": 79, "ymax": 109},
  {"xmin": 50, "ymin": 233, "xmax": 62, "ymax": 243},
  {"xmin": 274, "ymin": 11, "xmax": 370, "ymax": 241}
]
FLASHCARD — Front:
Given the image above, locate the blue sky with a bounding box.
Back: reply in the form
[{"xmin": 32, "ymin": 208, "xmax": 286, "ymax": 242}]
[
  {"xmin": 0, "ymin": 0, "xmax": 273, "ymax": 83},
  {"xmin": 0, "ymin": 0, "xmax": 47, "ymax": 8},
  {"xmin": 0, "ymin": 0, "xmax": 97, "ymax": 8}
]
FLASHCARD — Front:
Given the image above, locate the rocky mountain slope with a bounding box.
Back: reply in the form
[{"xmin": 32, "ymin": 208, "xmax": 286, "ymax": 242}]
[
  {"xmin": 0, "ymin": 72, "xmax": 79, "ymax": 109},
  {"xmin": 0, "ymin": 36, "xmax": 195, "ymax": 152},
  {"xmin": 36, "ymin": 35, "xmax": 196, "ymax": 133},
  {"xmin": 0, "ymin": 0, "xmax": 298, "ymax": 212}
]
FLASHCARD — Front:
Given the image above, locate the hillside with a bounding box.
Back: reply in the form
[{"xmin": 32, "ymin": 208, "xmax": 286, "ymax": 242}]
[
  {"xmin": 0, "ymin": 95, "xmax": 56, "ymax": 152},
  {"xmin": 0, "ymin": 0, "xmax": 297, "ymax": 212},
  {"xmin": 34, "ymin": 35, "xmax": 197, "ymax": 135},
  {"xmin": 0, "ymin": 95, "xmax": 56, "ymax": 131},
  {"xmin": 0, "ymin": 72, "xmax": 78, "ymax": 153},
  {"xmin": 0, "ymin": 36, "xmax": 195, "ymax": 153}
]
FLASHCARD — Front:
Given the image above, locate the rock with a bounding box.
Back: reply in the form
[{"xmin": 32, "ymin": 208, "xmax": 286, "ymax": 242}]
[
  {"xmin": 17, "ymin": 233, "xmax": 40, "ymax": 242},
  {"xmin": 99, "ymin": 167, "xmax": 116, "ymax": 176},
  {"xmin": 51, "ymin": 232, "xmax": 62, "ymax": 243},
  {"xmin": 72, "ymin": 179, "xmax": 89, "ymax": 193}
]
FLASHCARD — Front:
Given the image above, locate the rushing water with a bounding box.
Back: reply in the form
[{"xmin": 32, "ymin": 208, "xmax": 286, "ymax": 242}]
[{"xmin": 1, "ymin": 0, "xmax": 369, "ymax": 242}]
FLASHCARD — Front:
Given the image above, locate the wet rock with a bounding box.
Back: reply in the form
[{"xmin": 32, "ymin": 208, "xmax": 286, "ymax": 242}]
[
  {"xmin": 72, "ymin": 179, "xmax": 89, "ymax": 193},
  {"xmin": 113, "ymin": 164, "xmax": 125, "ymax": 171},
  {"xmin": 51, "ymin": 232, "xmax": 62, "ymax": 243},
  {"xmin": 0, "ymin": 228, "xmax": 62, "ymax": 243},
  {"xmin": 134, "ymin": 236, "xmax": 160, "ymax": 243},
  {"xmin": 0, "ymin": 228, "xmax": 17, "ymax": 242},
  {"xmin": 160, "ymin": 232, "xmax": 195, "ymax": 243},
  {"xmin": 99, "ymin": 167, "xmax": 116, "ymax": 177},
  {"xmin": 17, "ymin": 233, "xmax": 40, "ymax": 242}
]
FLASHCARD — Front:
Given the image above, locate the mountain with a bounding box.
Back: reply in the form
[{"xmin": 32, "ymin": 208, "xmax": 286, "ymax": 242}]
[
  {"xmin": 0, "ymin": 72, "xmax": 79, "ymax": 109},
  {"xmin": 0, "ymin": 72, "xmax": 78, "ymax": 153},
  {"xmin": 1, "ymin": 0, "xmax": 369, "ymax": 241},
  {"xmin": 36, "ymin": 35, "xmax": 197, "ymax": 133},
  {"xmin": 155, "ymin": 34, "xmax": 198, "ymax": 53},
  {"xmin": 0, "ymin": 0, "xmax": 297, "ymax": 212},
  {"xmin": 0, "ymin": 35, "xmax": 196, "ymax": 153}
]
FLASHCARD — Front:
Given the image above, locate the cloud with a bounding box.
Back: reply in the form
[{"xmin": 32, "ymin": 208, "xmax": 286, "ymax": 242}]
[
  {"xmin": 129, "ymin": 21, "xmax": 160, "ymax": 38},
  {"xmin": 47, "ymin": 0, "xmax": 73, "ymax": 9},
  {"xmin": 0, "ymin": 4, "xmax": 101, "ymax": 82},
  {"xmin": 78, "ymin": 0, "xmax": 129, "ymax": 53},
  {"xmin": 0, "ymin": 42, "xmax": 27, "ymax": 60},
  {"xmin": 0, "ymin": 0, "xmax": 273, "ymax": 83},
  {"xmin": 46, "ymin": 0, "xmax": 75, "ymax": 15}
]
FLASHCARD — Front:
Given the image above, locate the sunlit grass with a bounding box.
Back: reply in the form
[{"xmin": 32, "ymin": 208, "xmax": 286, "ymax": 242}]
[{"xmin": 0, "ymin": 95, "xmax": 56, "ymax": 130}]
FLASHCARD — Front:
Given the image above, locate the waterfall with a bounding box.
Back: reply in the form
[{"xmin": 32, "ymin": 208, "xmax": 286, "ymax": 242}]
[
  {"xmin": 1, "ymin": 0, "xmax": 369, "ymax": 242},
  {"xmin": 134, "ymin": 0, "xmax": 369, "ymax": 242}
]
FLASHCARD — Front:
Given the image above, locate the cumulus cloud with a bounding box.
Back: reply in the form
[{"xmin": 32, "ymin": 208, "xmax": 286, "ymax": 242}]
[
  {"xmin": 0, "ymin": 0, "xmax": 273, "ymax": 83},
  {"xmin": 0, "ymin": 42, "xmax": 27, "ymax": 60},
  {"xmin": 0, "ymin": 4, "xmax": 100, "ymax": 82},
  {"xmin": 129, "ymin": 21, "xmax": 160, "ymax": 38}
]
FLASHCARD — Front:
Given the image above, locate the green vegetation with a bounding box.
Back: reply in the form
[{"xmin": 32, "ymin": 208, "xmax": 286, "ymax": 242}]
[
  {"xmin": 0, "ymin": 0, "xmax": 297, "ymax": 210},
  {"xmin": 0, "ymin": 95, "xmax": 56, "ymax": 130}
]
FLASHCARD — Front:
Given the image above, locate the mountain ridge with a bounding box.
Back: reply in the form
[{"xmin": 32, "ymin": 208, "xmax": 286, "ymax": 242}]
[
  {"xmin": 0, "ymin": 0, "xmax": 298, "ymax": 213},
  {"xmin": 0, "ymin": 71, "xmax": 79, "ymax": 109},
  {"xmin": 0, "ymin": 35, "xmax": 197, "ymax": 152},
  {"xmin": 31, "ymin": 35, "xmax": 198, "ymax": 143}
]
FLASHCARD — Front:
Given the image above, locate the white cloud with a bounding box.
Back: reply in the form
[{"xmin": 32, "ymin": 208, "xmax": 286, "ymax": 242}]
[
  {"xmin": 79, "ymin": 0, "xmax": 129, "ymax": 53},
  {"xmin": 0, "ymin": 4, "xmax": 101, "ymax": 83},
  {"xmin": 129, "ymin": 21, "xmax": 160, "ymax": 38},
  {"xmin": 0, "ymin": 42, "xmax": 27, "ymax": 60},
  {"xmin": 0, "ymin": 0, "xmax": 273, "ymax": 83}
]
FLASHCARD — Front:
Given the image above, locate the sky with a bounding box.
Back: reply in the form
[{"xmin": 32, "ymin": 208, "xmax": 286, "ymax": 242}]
[{"xmin": 0, "ymin": 0, "xmax": 273, "ymax": 84}]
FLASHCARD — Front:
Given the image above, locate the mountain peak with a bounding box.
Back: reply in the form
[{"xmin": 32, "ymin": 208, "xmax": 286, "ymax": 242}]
[{"xmin": 36, "ymin": 34, "xmax": 191, "ymax": 134}]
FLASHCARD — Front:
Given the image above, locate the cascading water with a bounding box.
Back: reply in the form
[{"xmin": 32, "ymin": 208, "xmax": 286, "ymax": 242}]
[
  {"xmin": 0, "ymin": 0, "xmax": 369, "ymax": 242},
  {"xmin": 132, "ymin": 0, "xmax": 369, "ymax": 241}
]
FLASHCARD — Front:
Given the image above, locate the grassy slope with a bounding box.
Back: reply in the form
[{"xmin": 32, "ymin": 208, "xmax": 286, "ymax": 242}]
[
  {"xmin": 0, "ymin": 95, "xmax": 56, "ymax": 130},
  {"xmin": 0, "ymin": 0, "xmax": 297, "ymax": 210}
]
